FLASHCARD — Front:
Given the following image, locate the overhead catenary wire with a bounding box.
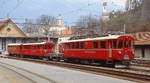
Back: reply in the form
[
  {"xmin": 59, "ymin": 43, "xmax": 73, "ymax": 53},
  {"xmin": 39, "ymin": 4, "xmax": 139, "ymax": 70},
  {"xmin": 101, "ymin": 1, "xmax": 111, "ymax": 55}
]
[{"xmin": 7, "ymin": 0, "xmax": 25, "ymax": 18}]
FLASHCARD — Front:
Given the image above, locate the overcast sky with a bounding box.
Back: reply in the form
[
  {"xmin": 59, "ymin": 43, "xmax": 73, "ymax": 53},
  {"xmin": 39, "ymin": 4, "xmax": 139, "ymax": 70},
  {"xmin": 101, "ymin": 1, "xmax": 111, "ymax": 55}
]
[{"xmin": 0, "ymin": 0, "xmax": 127, "ymax": 25}]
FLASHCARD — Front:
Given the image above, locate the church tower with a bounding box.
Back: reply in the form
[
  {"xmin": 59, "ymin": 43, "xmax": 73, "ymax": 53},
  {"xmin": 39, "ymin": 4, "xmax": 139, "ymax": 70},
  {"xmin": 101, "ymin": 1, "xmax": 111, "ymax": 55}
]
[
  {"xmin": 56, "ymin": 14, "xmax": 63, "ymax": 26},
  {"xmin": 102, "ymin": 2, "xmax": 109, "ymax": 21}
]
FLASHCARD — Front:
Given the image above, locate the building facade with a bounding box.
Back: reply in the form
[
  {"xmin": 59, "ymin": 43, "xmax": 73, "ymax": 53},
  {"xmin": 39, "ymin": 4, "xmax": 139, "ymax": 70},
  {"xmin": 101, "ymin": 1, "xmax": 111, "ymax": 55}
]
[{"xmin": 131, "ymin": 32, "xmax": 150, "ymax": 60}]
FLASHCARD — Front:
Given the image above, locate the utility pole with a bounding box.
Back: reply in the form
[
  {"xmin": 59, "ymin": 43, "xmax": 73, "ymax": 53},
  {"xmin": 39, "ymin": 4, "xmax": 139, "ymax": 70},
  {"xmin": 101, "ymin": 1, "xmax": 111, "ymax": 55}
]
[
  {"xmin": 123, "ymin": 24, "xmax": 126, "ymax": 34},
  {"xmin": 48, "ymin": 31, "xmax": 50, "ymax": 42}
]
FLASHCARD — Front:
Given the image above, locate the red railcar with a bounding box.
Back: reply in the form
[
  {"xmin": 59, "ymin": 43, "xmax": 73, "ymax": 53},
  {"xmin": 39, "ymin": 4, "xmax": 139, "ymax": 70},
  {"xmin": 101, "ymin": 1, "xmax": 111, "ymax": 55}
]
[
  {"xmin": 8, "ymin": 42, "xmax": 54, "ymax": 57},
  {"xmin": 59, "ymin": 35, "xmax": 135, "ymax": 65}
]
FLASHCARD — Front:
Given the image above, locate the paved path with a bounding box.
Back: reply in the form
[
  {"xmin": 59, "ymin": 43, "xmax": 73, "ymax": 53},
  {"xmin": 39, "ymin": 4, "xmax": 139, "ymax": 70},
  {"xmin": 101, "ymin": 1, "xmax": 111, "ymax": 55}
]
[{"xmin": 0, "ymin": 58, "xmax": 137, "ymax": 83}]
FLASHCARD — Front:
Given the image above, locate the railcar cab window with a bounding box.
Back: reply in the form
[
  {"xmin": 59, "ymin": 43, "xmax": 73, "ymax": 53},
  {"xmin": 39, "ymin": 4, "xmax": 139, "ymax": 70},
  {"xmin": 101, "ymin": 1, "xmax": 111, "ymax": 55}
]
[
  {"xmin": 93, "ymin": 41, "xmax": 98, "ymax": 48},
  {"xmin": 100, "ymin": 41, "xmax": 106, "ymax": 48},
  {"xmin": 124, "ymin": 40, "xmax": 128, "ymax": 48},
  {"xmin": 113, "ymin": 40, "xmax": 117, "ymax": 48},
  {"xmin": 118, "ymin": 40, "xmax": 123, "ymax": 48}
]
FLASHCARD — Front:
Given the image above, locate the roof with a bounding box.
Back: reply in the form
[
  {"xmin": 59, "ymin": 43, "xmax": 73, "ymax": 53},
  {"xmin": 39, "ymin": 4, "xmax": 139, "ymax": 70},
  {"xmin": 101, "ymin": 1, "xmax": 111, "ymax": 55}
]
[
  {"xmin": 8, "ymin": 42, "xmax": 53, "ymax": 46},
  {"xmin": 129, "ymin": 32, "xmax": 150, "ymax": 45},
  {"xmin": 0, "ymin": 19, "xmax": 27, "ymax": 37},
  {"xmin": 8, "ymin": 43, "xmax": 22, "ymax": 46},
  {"xmin": 60, "ymin": 35, "xmax": 121, "ymax": 43}
]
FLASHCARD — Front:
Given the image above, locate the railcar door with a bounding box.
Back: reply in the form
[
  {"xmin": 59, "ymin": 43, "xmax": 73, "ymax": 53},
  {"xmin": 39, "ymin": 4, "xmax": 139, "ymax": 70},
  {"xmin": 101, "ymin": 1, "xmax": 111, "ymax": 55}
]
[{"xmin": 108, "ymin": 40, "xmax": 113, "ymax": 59}]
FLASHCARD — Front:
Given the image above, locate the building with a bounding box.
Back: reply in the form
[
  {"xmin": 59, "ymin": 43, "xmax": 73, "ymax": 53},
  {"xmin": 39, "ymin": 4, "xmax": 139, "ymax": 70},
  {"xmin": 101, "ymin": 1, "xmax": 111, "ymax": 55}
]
[
  {"xmin": 0, "ymin": 19, "xmax": 26, "ymax": 51},
  {"xmin": 0, "ymin": 19, "xmax": 57, "ymax": 53},
  {"xmin": 131, "ymin": 32, "xmax": 150, "ymax": 60},
  {"xmin": 0, "ymin": 19, "xmax": 26, "ymax": 37},
  {"xmin": 41, "ymin": 15, "xmax": 67, "ymax": 37},
  {"xmin": 102, "ymin": 2, "xmax": 110, "ymax": 22}
]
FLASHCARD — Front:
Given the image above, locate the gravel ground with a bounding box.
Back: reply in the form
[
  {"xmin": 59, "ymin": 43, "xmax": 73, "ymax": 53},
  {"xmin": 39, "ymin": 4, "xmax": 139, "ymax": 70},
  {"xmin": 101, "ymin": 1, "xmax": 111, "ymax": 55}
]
[{"xmin": 0, "ymin": 58, "xmax": 137, "ymax": 83}]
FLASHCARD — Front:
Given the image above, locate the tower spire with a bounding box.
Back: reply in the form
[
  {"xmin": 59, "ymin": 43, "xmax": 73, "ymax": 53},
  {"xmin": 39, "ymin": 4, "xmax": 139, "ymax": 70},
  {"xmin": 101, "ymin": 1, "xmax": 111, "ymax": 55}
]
[{"xmin": 56, "ymin": 14, "xmax": 63, "ymax": 26}]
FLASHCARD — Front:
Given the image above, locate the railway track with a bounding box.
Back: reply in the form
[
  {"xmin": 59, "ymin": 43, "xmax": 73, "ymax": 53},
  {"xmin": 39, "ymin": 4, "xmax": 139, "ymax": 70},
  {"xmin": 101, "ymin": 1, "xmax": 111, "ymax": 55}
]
[
  {"xmin": 3, "ymin": 56, "xmax": 150, "ymax": 83},
  {"xmin": 0, "ymin": 60, "xmax": 57, "ymax": 83}
]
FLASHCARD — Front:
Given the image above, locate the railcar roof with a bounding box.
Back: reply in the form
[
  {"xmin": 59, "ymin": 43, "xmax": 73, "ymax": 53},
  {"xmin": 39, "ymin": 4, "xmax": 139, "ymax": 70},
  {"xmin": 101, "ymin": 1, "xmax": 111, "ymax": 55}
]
[
  {"xmin": 60, "ymin": 35, "xmax": 124, "ymax": 43},
  {"xmin": 8, "ymin": 43, "xmax": 22, "ymax": 46},
  {"xmin": 22, "ymin": 42, "xmax": 47, "ymax": 45},
  {"xmin": 8, "ymin": 42, "xmax": 52, "ymax": 46}
]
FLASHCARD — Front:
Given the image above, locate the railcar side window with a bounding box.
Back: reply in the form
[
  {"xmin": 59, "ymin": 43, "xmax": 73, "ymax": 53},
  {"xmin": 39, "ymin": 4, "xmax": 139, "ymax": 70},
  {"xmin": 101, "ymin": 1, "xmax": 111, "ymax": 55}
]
[
  {"xmin": 100, "ymin": 41, "xmax": 106, "ymax": 48},
  {"xmin": 80, "ymin": 42, "xmax": 85, "ymax": 49},
  {"xmin": 37, "ymin": 45, "xmax": 40, "ymax": 49},
  {"xmin": 76, "ymin": 42, "xmax": 79, "ymax": 48},
  {"xmin": 118, "ymin": 40, "xmax": 123, "ymax": 48},
  {"xmin": 67, "ymin": 43, "xmax": 70, "ymax": 49},
  {"xmin": 72, "ymin": 43, "xmax": 75, "ymax": 49},
  {"xmin": 93, "ymin": 41, "xmax": 98, "ymax": 48},
  {"xmin": 45, "ymin": 45, "xmax": 52, "ymax": 49}
]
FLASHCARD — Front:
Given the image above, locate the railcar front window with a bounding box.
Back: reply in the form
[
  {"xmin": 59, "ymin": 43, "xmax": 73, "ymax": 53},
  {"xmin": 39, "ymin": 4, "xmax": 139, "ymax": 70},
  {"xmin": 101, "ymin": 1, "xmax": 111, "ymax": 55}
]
[
  {"xmin": 113, "ymin": 40, "xmax": 117, "ymax": 48},
  {"xmin": 118, "ymin": 40, "xmax": 123, "ymax": 48},
  {"xmin": 124, "ymin": 40, "xmax": 128, "ymax": 48}
]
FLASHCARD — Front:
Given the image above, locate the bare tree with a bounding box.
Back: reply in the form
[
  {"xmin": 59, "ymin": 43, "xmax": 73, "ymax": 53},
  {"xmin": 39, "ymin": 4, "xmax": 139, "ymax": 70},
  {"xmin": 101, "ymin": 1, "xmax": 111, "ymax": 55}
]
[
  {"xmin": 126, "ymin": 0, "xmax": 150, "ymax": 32},
  {"xmin": 75, "ymin": 15, "xmax": 101, "ymax": 35},
  {"xmin": 23, "ymin": 14, "xmax": 56, "ymax": 36}
]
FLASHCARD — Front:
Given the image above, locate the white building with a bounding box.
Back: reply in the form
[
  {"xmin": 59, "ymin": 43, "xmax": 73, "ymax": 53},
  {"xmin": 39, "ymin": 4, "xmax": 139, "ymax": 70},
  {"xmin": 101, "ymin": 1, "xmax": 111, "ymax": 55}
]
[
  {"xmin": 102, "ymin": 2, "xmax": 110, "ymax": 22},
  {"xmin": 41, "ymin": 15, "xmax": 67, "ymax": 37}
]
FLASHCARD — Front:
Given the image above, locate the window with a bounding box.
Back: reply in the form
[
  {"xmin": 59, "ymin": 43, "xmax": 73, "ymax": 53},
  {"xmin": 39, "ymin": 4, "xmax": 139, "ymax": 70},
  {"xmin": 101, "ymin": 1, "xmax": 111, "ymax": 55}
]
[
  {"xmin": 37, "ymin": 45, "xmax": 41, "ymax": 49},
  {"xmin": 113, "ymin": 40, "xmax": 117, "ymax": 48},
  {"xmin": 80, "ymin": 42, "xmax": 85, "ymax": 49},
  {"xmin": 100, "ymin": 41, "xmax": 106, "ymax": 48},
  {"xmin": 24, "ymin": 45, "xmax": 30, "ymax": 49},
  {"xmin": 93, "ymin": 41, "xmax": 98, "ymax": 48},
  {"xmin": 7, "ymin": 28, "xmax": 11, "ymax": 32},
  {"xmin": 67, "ymin": 43, "xmax": 70, "ymax": 49},
  {"xmin": 45, "ymin": 45, "xmax": 52, "ymax": 49},
  {"xmin": 124, "ymin": 40, "xmax": 128, "ymax": 48},
  {"xmin": 72, "ymin": 43, "xmax": 75, "ymax": 49},
  {"xmin": 76, "ymin": 42, "xmax": 79, "ymax": 48},
  {"xmin": 118, "ymin": 40, "xmax": 123, "ymax": 48}
]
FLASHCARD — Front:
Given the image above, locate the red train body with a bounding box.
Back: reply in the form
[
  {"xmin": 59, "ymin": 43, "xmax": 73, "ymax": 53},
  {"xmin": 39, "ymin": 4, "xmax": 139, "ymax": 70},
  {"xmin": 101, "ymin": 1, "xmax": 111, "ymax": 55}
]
[
  {"xmin": 7, "ymin": 35, "xmax": 135, "ymax": 66},
  {"xmin": 8, "ymin": 42, "xmax": 54, "ymax": 57},
  {"xmin": 59, "ymin": 35, "xmax": 135, "ymax": 65}
]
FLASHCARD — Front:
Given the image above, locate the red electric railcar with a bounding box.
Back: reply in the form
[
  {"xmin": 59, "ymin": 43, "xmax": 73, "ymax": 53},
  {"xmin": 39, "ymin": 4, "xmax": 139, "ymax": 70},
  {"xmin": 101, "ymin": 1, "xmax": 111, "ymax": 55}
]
[
  {"xmin": 8, "ymin": 42, "xmax": 55, "ymax": 57},
  {"xmin": 59, "ymin": 35, "xmax": 135, "ymax": 66}
]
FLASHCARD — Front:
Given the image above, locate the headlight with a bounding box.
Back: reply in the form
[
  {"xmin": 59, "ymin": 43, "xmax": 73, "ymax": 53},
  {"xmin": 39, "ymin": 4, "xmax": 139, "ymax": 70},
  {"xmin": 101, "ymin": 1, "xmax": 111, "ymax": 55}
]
[
  {"xmin": 132, "ymin": 51, "xmax": 135, "ymax": 54},
  {"xmin": 118, "ymin": 50, "xmax": 122, "ymax": 54}
]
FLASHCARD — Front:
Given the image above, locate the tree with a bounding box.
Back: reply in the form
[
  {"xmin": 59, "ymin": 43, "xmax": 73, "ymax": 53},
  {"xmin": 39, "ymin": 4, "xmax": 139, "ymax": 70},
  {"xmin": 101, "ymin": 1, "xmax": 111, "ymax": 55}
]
[
  {"xmin": 36, "ymin": 15, "xmax": 56, "ymax": 36},
  {"xmin": 75, "ymin": 15, "xmax": 101, "ymax": 35},
  {"xmin": 126, "ymin": 0, "xmax": 150, "ymax": 32},
  {"xmin": 106, "ymin": 11, "xmax": 128, "ymax": 33},
  {"xmin": 22, "ymin": 14, "xmax": 56, "ymax": 36}
]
